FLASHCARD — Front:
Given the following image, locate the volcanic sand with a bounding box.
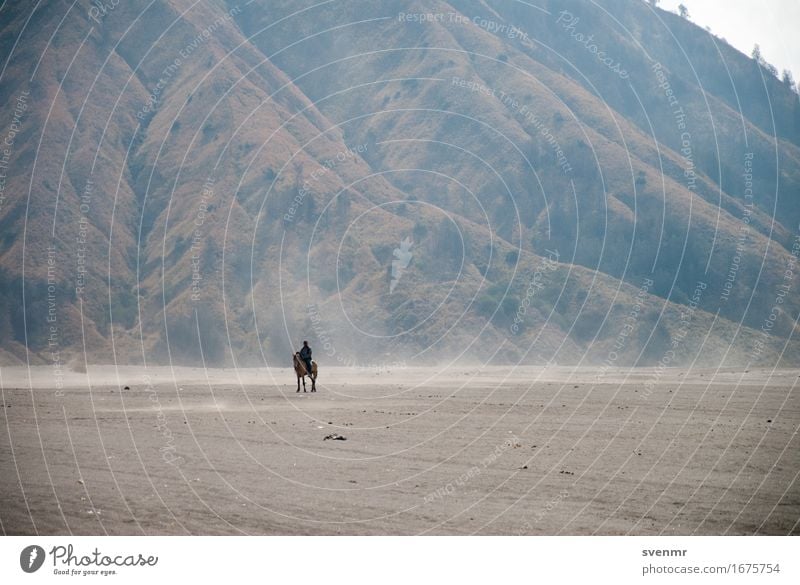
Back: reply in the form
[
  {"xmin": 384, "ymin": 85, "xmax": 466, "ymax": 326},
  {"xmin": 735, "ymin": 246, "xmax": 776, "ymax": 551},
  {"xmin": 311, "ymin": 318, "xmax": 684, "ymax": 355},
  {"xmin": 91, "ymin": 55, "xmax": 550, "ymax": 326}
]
[{"xmin": 1, "ymin": 366, "xmax": 798, "ymax": 534}]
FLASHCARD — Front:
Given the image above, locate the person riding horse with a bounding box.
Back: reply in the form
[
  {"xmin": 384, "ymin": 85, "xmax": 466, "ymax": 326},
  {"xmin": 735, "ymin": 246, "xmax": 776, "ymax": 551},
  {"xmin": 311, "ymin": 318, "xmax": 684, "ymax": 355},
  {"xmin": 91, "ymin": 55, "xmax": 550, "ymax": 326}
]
[{"xmin": 299, "ymin": 341, "xmax": 313, "ymax": 376}]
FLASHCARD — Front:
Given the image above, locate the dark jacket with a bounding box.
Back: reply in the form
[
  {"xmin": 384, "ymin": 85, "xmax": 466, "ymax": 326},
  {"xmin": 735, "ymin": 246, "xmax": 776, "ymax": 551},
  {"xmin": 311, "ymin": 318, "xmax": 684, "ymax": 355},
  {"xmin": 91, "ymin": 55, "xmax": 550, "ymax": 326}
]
[{"xmin": 299, "ymin": 346, "xmax": 312, "ymax": 361}]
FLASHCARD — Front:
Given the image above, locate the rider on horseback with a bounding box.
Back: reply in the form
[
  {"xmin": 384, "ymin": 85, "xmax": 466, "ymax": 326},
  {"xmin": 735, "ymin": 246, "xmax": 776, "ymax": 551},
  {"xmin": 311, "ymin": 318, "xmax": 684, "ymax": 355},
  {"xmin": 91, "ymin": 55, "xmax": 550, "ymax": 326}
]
[{"xmin": 299, "ymin": 341, "xmax": 313, "ymax": 375}]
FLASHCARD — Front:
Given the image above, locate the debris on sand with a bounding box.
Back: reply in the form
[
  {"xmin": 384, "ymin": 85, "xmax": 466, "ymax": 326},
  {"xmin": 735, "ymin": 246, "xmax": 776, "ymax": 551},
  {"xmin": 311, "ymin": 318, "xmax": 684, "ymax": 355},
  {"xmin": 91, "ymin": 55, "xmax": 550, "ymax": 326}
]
[
  {"xmin": 324, "ymin": 433, "xmax": 347, "ymax": 441},
  {"xmin": 123, "ymin": 386, "xmax": 130, "ymax": 390},
  {"xmin": 559, "ymin": 470, "xmax": 574, "ymax": 475}
]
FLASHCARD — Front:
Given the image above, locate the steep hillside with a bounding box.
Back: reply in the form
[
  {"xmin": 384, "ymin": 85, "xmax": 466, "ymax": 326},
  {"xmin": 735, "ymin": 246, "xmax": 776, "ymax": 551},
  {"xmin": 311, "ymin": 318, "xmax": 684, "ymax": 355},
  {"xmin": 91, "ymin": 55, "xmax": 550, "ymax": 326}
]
[{"xmin": 0, "ymin": 0, "xmax": 798, "ymax": 368}]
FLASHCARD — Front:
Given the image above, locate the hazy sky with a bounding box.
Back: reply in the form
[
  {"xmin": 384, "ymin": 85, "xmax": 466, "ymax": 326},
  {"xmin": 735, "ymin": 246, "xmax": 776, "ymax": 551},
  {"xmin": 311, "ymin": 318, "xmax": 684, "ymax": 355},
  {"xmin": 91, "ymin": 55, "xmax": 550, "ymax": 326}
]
[{"xmin": 657, "ymin": 0, "xmax": 800, "ymax": 80}]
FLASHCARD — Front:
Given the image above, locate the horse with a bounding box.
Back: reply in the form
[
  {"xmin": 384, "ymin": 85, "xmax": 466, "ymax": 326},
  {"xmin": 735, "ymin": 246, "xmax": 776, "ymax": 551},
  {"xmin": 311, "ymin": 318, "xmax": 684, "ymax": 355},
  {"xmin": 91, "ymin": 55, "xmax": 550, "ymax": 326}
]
[{"xmin": 293, "ymin": 352, "xmax": 317, "ymax": 392}]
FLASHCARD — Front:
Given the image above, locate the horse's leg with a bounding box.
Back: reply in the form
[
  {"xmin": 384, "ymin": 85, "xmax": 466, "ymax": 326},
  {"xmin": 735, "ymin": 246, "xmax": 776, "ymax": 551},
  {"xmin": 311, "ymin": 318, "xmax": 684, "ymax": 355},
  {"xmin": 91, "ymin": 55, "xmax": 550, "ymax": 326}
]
[
  {"xmin": 311, "ymin": 374, "xmax": 316, "ymax": 392},
  {"xmin": 302, "ymin": 375, "xmax": 307, "ymax": 392},
  {"xmin": 296, "ymin": 374, "xmax": 300, "ymax": 392}
]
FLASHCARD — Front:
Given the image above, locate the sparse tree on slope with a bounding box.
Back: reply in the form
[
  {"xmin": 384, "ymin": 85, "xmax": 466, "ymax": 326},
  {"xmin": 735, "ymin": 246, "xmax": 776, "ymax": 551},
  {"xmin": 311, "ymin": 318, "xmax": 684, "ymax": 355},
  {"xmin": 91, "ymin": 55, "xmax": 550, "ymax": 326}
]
[{"xmin": 752, "ymin": 44, "xmax": 762, "ymax": 63}]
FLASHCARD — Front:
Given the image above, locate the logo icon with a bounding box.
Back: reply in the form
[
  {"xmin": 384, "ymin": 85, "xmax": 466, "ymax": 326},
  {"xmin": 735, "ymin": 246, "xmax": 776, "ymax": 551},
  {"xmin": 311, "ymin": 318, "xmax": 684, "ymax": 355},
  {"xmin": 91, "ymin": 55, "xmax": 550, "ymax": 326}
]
[
  {"xmin": 390, "ymin": 236, "xmax": 414, "ymax": 293},
  {"xmin": 20, "ymin": 545, "xmax": 45, "ymax": 573}
]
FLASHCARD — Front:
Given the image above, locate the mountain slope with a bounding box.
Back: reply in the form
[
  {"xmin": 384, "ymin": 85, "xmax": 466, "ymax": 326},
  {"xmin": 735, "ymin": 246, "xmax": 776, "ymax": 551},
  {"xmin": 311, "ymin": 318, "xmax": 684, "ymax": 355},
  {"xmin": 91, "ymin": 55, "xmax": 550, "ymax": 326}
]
[{"xmin": 0, "ymin": 0, "xmax": 798, "ymax": 368}]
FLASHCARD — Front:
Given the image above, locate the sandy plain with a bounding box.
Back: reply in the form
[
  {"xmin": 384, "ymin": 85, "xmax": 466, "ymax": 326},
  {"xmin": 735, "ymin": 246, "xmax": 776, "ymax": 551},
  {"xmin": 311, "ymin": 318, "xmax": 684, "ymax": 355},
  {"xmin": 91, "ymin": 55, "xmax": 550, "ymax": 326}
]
[{"xmin": 1, "ymin": 365, "xmax": 798, "ymax": 535}]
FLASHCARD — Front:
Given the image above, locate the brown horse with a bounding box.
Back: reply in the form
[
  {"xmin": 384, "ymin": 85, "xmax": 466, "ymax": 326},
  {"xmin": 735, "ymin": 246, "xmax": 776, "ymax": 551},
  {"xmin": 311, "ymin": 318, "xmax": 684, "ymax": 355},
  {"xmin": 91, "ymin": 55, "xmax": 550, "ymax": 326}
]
[{"xmin": 293, "ymin": 352, "xmax": 317, "ymax": 392}]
